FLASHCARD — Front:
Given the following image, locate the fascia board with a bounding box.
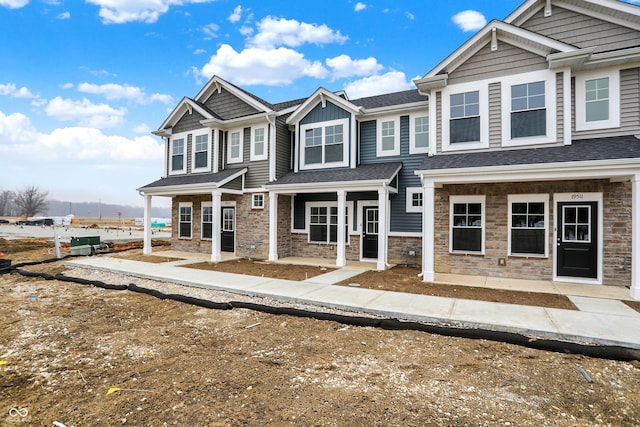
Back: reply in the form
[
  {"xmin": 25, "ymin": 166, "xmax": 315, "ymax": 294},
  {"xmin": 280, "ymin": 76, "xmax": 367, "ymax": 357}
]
[
  {"xmin": 267, "ymin": 179, "xmax": 399, "ymax": 194},
  {"xmin": 360, "ymin": 101, "xmax": 429, "ymax": 117},
  {"xmin": 286, "ymin": 88, "xmax": 361, "ymax": 125},
  {"xmin": 200, "ymin": 113, "xmax": 270, "ymax": 129},
  {"xmin": 415, "ymin": 159, "xmax": 640, "ymax": 184},
  {"xmin": 555, "ymin": 0, "xmax": 640, "ymax": 32}
]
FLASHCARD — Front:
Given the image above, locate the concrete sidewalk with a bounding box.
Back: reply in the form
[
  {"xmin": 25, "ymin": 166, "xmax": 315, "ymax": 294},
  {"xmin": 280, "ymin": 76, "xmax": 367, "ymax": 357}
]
[{"xmin": 64, "ymin": 256, "xmax": 640, "ymax": 351}]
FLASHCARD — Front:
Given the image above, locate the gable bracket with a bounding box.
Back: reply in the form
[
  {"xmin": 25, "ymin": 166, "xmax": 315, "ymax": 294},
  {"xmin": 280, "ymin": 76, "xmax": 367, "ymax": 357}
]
[
  {"xmin": 320, "ymin": 93, "xmax": 326, "ymax": 108},
  {"xmin": 491, "ymin": 28, "xmax": 498, "ymax": 52},
  {"xmin": 544, "ymin": 0, "xmax": 552, "ymax": 17}
]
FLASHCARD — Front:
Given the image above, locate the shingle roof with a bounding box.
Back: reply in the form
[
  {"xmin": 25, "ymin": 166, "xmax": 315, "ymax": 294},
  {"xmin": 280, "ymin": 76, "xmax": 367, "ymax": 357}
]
[
  {"xmin": 267, "ymin": 162, "xmax": 403, "ymax": 186},
  {"xmin": 138, "ymin": 168, "xmax": 245, "ymax": 190},
  {"xmin": 418, "ymin": 135, "xmax": 640, "ymax": 171},
  {"xmin": 350, "ymin": 89, "xmax": 427, "ymax": 110}
]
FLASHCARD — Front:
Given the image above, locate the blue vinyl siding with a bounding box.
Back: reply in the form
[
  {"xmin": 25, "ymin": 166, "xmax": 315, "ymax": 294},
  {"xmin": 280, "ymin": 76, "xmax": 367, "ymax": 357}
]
[
  {"xmin": 293, "ymin": 192, "xmax": 376, "ymax": 231},
  {"xmin": 300, "ymin": 101, "xmax": 351, "ymax": 125},
  {"xmin": 360, "ymin": 116, "xmax": 423, "ymax": 233}
]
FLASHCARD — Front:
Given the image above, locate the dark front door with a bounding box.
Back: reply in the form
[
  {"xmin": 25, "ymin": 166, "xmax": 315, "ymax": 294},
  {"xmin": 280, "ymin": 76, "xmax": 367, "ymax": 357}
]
[
  {"xmin": 362, "ymin": 206, "xmax": 378, "ymax": 259},
  {"xmin": 221, "ymin": 207, "xmax": 235, "ymax": 252},
  {"xmin": 557, "ymin": 202, "xmax": 597, "ymax": 279}
]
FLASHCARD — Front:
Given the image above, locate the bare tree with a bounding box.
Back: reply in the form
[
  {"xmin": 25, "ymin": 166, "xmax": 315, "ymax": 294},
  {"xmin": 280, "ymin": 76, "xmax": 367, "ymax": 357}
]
[
  {"xmin": 14, "ymin": 186, "xmax": 49, "ymax": 217},
  {"xmin": 0, "ymin": 190, "xmax": 15, "ymax": 216}
]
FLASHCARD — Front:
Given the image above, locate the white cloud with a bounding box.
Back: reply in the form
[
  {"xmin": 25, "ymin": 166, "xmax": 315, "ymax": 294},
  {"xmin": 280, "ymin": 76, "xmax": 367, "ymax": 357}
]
[
  {"xmin": 45, "ymin": 96, "xmax": 126, "ymax": 128},
  {"xmin": 343, "ymin": 71, "xmax": 414, "ymax": 99},
  {"xmin": 0, "ymin": 0, "xmax": 28, "ymax": 8},
  {"xmin": 0, "ymin": 83, "xmax": 37, "ymax": 99},
  {"xmin": 248, "ymin": 16, "xmax": 348, "ymax": 49},
  {"xmin": 239, "ymin": 25, "xmax": 253, "ymax": 36},
  {"xmin": 228, "ymin": 5, "xmax": 242, "ymax": 23},
  {"xmin": 76, "ymin": 83, "xmax": 173, "ymax": 105},
  {"xmin": 354, "ymin": 2, "xmax": 366, "ymax": 12},
  {"xmin": 202, "ymin": 23, "xmax": 219, "ymax": 39},
  {"xmin": 57, "ymin": 11, "xmax": 70, "ymax": 19},
  {"xmin": 193, "ymin": 48, "xmax": 206, "ymax": 55},
  {"xmin": 326, "ymin": 54, "xmax": 383, "ymax": 80},
  {"xmin": 134, "ymin": 123, "xmax": 152, "ymax": 134},
  {"xmin": 0, "ymin": 110, "xmax": 163, "ymax": 162},
  {"xmin": 197, "ymin": 44, "xmax": 328, "ymax": 86},
  {"xmin": 452, "ymin": 10, "xmax": 486, "ymax": 32},
  {"xmin": 406, "ymin": 11, "xmax": 415, "ymax": 20},
  {"xmin": 85, "ymin": 0, "xmax": 215, "ymax": 24}
]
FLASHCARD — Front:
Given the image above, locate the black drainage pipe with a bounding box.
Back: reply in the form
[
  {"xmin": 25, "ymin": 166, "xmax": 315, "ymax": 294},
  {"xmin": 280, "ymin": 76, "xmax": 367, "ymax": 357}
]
[{"xmin": 4, "ymin": 268, "xmax": 639, "ymax": 362}]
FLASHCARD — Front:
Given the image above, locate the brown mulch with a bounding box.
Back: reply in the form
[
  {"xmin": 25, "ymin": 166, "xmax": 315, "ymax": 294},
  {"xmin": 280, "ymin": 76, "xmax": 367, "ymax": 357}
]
[{"xmin": 183, "ymin": 259, "xmax": 335, "ymax": 281}]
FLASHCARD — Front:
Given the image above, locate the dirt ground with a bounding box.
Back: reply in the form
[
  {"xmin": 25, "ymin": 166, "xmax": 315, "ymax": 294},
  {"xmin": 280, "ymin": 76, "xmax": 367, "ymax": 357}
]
[{"xmin": 1, "ymin": 239, "xmax": 640, "ymax": 426}]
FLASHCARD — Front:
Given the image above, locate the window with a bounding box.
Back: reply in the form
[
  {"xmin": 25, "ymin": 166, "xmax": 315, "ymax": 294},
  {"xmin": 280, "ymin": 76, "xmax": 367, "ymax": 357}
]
[
  {"xmin": 406, "ymin": 187, "xmax": 423, "ymax": 213},
  {"xmin": 450, "ymin": 91, "xmax": 480, "ymax": 144},
  {"xmin": 500, "ymin": 71, "xmax": 556, "ymax": 146},
  {"xmin": 192, "ymin": 130, "xmax": 210, "ymax": 172},
  {"xmin": 170, "ymin": 136, "xmax": 186, "ymax": 174},
  {"xmin": 511, "ymin": 81, "xmax": 546, "ymax": 138},
  {"xmin": 228, "ymin": 129, "xmax": 243, "ymax": 164},
  {"xmin": 376, "ymin": 117, "xmax": 400, "ymax": 157},
  {"xmin": 410, "ymin": 114, "xmax": 429, "ymax": 154},
  {"xmin": 508, "ymin": 195, "xmax": 548, "ymax": 257},
  {"xmin": 450, "ymin": 196, "xmax": 485, "ymax": 253},
  {"xmin": 575, "ymin": 70, "xmax": 620, "ymax": 131},
  {"xmin": 178, "ymin": 202, "xmax": 192, "ymax": 239},
  {"xmin": 563, "ymin": 205, "xmax": 591, "ymax": 243},
  {"xmin": 251, "ymin": 127, "xmax": 267, "ymax": 161},
  {"xmin": 201, "ymin": 203, "xmax": 212, "ymax": 240},
  {"xmin": 307, "ymin": 203, "xmax": 350, "ymax": 244},
  {"xmin": 300, "ymin": 118, "xmax": 348, "ymax": 169},
  {"xmin": 252, "ymin": 193, "xmax": 265, "ymax": 209}
]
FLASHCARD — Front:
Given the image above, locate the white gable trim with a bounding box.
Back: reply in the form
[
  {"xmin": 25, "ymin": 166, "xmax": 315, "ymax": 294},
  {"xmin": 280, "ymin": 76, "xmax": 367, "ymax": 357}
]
[
  {"xmin": 154, "ymin": 98, "xmax": 214, "ymax": 136},
  {"xmin": 194, "ymin": 75, "xmax": 272, "ymax": 112},
  {"xmin": 286, "ymin": 87, "xmax": 361, "ymax": 125}
]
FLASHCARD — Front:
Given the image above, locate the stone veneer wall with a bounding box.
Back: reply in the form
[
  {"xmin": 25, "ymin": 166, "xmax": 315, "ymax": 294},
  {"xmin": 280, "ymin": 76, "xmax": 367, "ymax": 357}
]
[
  {"xmin": 276, "ymin": 195, "xmax": 292, "ymax": 258},
  {"xmin": 170, "ymin": 193, "xmax": 271, "ymax": 259},
  {"xmin": 290, "ymin": 233, "xmax": 362, "ymax": 261},
  {"xmin": 434, "ymin": 180, "xmax": 632, "ymax": 286},
  {"xmin": 388, "ymin": 235, "xmax": 422, "ymax": 267}
]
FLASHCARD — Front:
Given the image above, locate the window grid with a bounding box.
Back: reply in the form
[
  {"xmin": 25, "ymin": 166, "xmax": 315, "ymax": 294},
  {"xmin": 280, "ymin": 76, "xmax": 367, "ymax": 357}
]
[
  {"xmin": 194, "ymin": 134, "xmax": 208, "ymax": 169},
  {"xmin": 253, "ymin": 128, "xmax": 265, "ymax": 157},
  {"xmin": 510, "ymin": 201, "xmax": 546, "ymax": 256},
  {"xmin": 585, "ymin": 77, "xmax": 609, "ymax": 122},
  {"xmin": 451, "ymin": 201, "xmax": 483, "ymax": 253},
  {"xmin": 252, "ymin": 194, "xmax": 264, "ymax": 209},
  {"xmin": 202, "ymin": 205, "xmax": 212, "ymax": 239},
  {"xmin": 414, "ymin": 116, "xmax": 429, "ymax": 149},
  {"xmin": 179, "ymin": 205, "xmax": 192, "ymax": 239},
  {"xmin": 381, "ymin": 120, "xmax": 395, "ymax": 151},
  {"xmin": 171, "ymin": 138, "xmax": 185, "ymax": 171},
  {"xmin": 229, "ymin": 131, "xmax": 242, "ymax": 161}
]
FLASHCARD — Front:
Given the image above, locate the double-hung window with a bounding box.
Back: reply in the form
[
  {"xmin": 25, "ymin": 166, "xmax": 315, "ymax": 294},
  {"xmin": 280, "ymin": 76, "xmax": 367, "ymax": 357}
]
[
  {"xmin": 170, "ymin": 135, "xmax": 186, "ymax": 174},
  {"xmin": 308, "ymin": 204, "xmax": 349, "ymax": 244},
  {"xmin": 450, "ymin": 91, "xmax": 480, "ymax": 144},
  {"xmin": 228, "ymin": 129, "xmax": 243, "ymax": 164},
  {"xmin": 251, "ymin": 127, "xmax": 268, "ymax": 161},
  {"xmin": 300, "ymin": 118, "xmax": 348, "ymax": 169},
  {"xmin": 201, "ymin": 202, "xmax": 212, "ymax": 240},
  {"xmin": 376, "ymin": 117, "xmax": 400, "ymax": 157},
  {"xmin": 508, "ymin": 195, "xmax": 548, "ymax": 257},
  {"xmin": 511, "ymin": 81, "xmax": 546, "ymax": 138},
  {"xmin": 192, "ymin": 130, "xmax": 210, "ymax": 172},
  {"xmin": 450, "ymin": 196, "xmax": 484, "ymax": 253},
  {"xmin": 178, "ymin": 202, "xmax": 192, "ymax": 239},
  {"xmin": 575, "ymin": 70, "xmax": 620, "ymax": 131},
  {"xmin": 410, "ymin": 114, "xmax": 429, "ymax": 154}
]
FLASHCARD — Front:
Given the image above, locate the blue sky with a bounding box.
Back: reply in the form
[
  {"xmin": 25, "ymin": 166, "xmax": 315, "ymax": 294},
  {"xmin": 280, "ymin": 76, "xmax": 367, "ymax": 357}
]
[{"xmin": 0, "ymin": 0, "xmax": 637, "ymax": 209}]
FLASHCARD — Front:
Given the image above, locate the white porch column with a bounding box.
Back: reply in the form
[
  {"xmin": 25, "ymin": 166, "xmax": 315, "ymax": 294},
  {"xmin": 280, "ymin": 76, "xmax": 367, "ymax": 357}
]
[
  {"xmin": 422, "ymin": 180, "xmax": 436, "ymax": 282},
  {"xmin": 268, "ymin": 192, "xmax": 279, "ymax": 262},
  {"xmin": 336, "ymin": 190, "xmax": 347, "ymax": 267},
  {"xmin": 143, "ymin": 194, "xmax": 152, "ymax": 255},
  {"xmin": 211, "ymin": 190, "xmax": 222, "ymax": 262},
  {"xmin": 631, "ymin": 174, "xmax": 640, "ymax": 299},
  {"xmin": 377, "ymin": 188, "xmax": 388, "ymax": 271}
]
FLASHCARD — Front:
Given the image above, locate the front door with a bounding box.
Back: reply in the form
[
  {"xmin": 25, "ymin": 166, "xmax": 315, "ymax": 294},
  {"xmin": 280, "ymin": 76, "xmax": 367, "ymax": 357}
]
[
  {"xmin": 221, "ymin": 207, "xmax": 235, "ymax": 252},
  {"xmin": 556, "ymin": 202, "xmax": 597, "ymax": 279},
  {"xmin": 362, "ymin": 206, "xmax": 378, "ymax": 259}
]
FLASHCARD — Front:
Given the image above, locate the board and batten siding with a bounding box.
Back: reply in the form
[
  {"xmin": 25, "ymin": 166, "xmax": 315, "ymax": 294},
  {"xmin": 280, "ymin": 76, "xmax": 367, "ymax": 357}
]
[
  {"xmin": 447, "ymin": 42, "xmax": 548, "ymax": 86},
  {"xmin": 203, "ymin": 87, "xmax": 261, "ymax": 120},
  {"xmin": 359, "ymin": 116, "xmax": 422, "ymax": 233},
  {"xmin": 572, "ymin": 67, "xmax": 640, "ymax": 140},
  {"xmin": 521, "ymin": 6, "xmax": 640, "ymax": 54},
  {"xmin": 300, "ymin": 100, "xmax": 351, "ymax": 125},
  {"xmin": 275, "ymin": 114, "xmax": 292, "ymax": 180}
]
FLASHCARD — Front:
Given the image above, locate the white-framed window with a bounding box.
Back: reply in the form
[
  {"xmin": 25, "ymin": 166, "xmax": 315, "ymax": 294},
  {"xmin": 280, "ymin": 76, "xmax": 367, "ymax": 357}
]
[
  {"xmin": 169, "ymin": 133, "xmax": 187, "ymax": 174},
  {"xmin": 450, "ymin": 195, "xmax": 485, "ymax": 254},
  {"xmin": 575, "ymin": 69, "xmax": 620, "ymax": 131},
  {"xmin": 442, "ymin": 82, "xmax": 488, "ymax": 151},
  {"xmin": 508, "ymin": 194, "xmax": 548, "ymax": 257},
  {"xmin": 306, "ymin": 201, "xmax": 352, "ymax": 244},
  {"xmin": 500, "ymin": 70, "xmax": 557, "ymax": 146},
  {"xmin": 406, "ymin": 187, "xmax": 423, "ymax": 213},
  {"xmin": 178, "ymin": 202, "xmax": 192, "ymax": 239},
  {"xmin": 201, "ymin": 202, "xmax": 212, "ymax": 240},
  {"xmin": 250, "ymin": 126, "xmax": 268, "ymax": 161},
  {"xmin": 300, "ymin": 118, "xmax": 349, "ymax": 170},
  {"xmin": 192, "ymin": 129, "xmax": 210, "ymax": 173},
  {"xmin": 376, "ymin": 116, "xmax": 400, "ymax": 157},
  {"xmin": 227, "ymin": 128, "xmax": 243, "ymax": 164},
  {"xmin": 409, "ymin": 114, "xmax": 429, "ymax": 154},
  {"xmin": 252, "ymin": 193, "xmax": 265, "ymax": 209}
]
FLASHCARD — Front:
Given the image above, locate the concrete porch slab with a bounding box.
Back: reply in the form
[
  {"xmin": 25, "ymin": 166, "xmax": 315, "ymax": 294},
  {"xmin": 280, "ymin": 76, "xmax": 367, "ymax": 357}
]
[{"xmin": 568, "ymin": 296, "xmax": 640, "ymax": 317}]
